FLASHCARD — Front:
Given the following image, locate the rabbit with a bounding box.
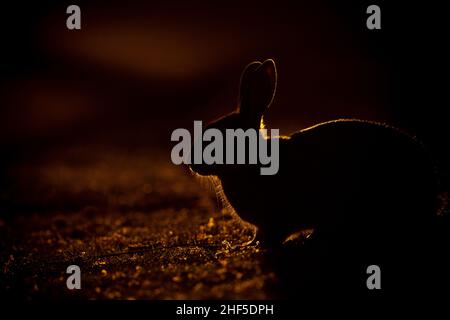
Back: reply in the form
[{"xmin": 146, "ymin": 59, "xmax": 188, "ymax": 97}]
[{"xmin": 189, "ymin": 59, "xmax": 439, "ymax": 251}]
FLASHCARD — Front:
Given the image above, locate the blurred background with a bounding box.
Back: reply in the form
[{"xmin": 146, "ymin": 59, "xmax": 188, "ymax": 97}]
[
  {"xmin": 0, "ymin": 0, "xmax": 447, "ymax": 299},
  {"xmin": 0, "ymin": 0, "xmax": 447, "ymax": 213}
]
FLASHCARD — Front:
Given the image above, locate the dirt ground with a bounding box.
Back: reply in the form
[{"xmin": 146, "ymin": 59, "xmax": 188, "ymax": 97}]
[
  {"xmin": 0, "ymin": 151, "xmax": 276, "ymax": 300},
  {"xmin": 1, "ymin": 146, "xmax": 449, "ymax": 301}
]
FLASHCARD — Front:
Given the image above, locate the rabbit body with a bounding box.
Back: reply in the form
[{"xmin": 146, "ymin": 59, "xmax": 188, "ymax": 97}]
[
  {"xmin": 190, "ymin": 59, "xmax": 438, "ymax": 246},
  {"xmin": 220, "ymin": 119, "xmax": 438, "ymax": 244}
]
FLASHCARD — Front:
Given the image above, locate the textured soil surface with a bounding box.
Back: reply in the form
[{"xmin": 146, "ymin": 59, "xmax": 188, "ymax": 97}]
[
  {"xmin": 0, "ymin": 152, "xmax": 274, "ymax": 300},
  {"xmin": 1, "ymin": 150, "xmax": 448, "ymax": 300}
]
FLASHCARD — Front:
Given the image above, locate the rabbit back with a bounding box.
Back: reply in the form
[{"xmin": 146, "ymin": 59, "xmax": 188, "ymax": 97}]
[{"xmin": 220, "ymin": 119, "xmax": 439, "ymax": 244}]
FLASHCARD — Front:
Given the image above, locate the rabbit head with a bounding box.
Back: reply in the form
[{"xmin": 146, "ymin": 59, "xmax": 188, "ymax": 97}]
[{"xmin": 190, "ymin": 59, "xmax": 277, "ymax": 176}]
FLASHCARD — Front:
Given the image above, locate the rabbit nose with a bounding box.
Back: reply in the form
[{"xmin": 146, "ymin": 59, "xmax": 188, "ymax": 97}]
[{"xmin": 189, "ymin": 162, "xmax": 212, "ymax": 176}]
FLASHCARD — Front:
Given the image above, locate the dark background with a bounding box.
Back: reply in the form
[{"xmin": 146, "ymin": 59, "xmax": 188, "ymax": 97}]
[
  {"xmin": 1, "ymin": 1, "xmax": 448, "ymax": 201},
  {"xmin": 0, "ymin": 0, "xmax": 448, "ymax": 299}
]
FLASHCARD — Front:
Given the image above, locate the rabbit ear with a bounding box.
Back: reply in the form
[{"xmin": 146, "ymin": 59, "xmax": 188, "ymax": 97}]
[{"xmin": 238, "ymin": 59, "xmax": 277, "ymax": 120}]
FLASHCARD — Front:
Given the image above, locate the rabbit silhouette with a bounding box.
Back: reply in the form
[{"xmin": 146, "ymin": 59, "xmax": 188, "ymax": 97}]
[{"xmin": 190, "ymin": 59, "xmax": 439, "ymax": 250}]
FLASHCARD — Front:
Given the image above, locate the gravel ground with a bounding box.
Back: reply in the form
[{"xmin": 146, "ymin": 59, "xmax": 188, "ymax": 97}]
[
  {"xmin": 1, "ymin": 150, "xmax": 448, "ymax": 300},
  {"xmin": 0, "ymin": 152, "xmax": 275, "ymax": 300}
]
